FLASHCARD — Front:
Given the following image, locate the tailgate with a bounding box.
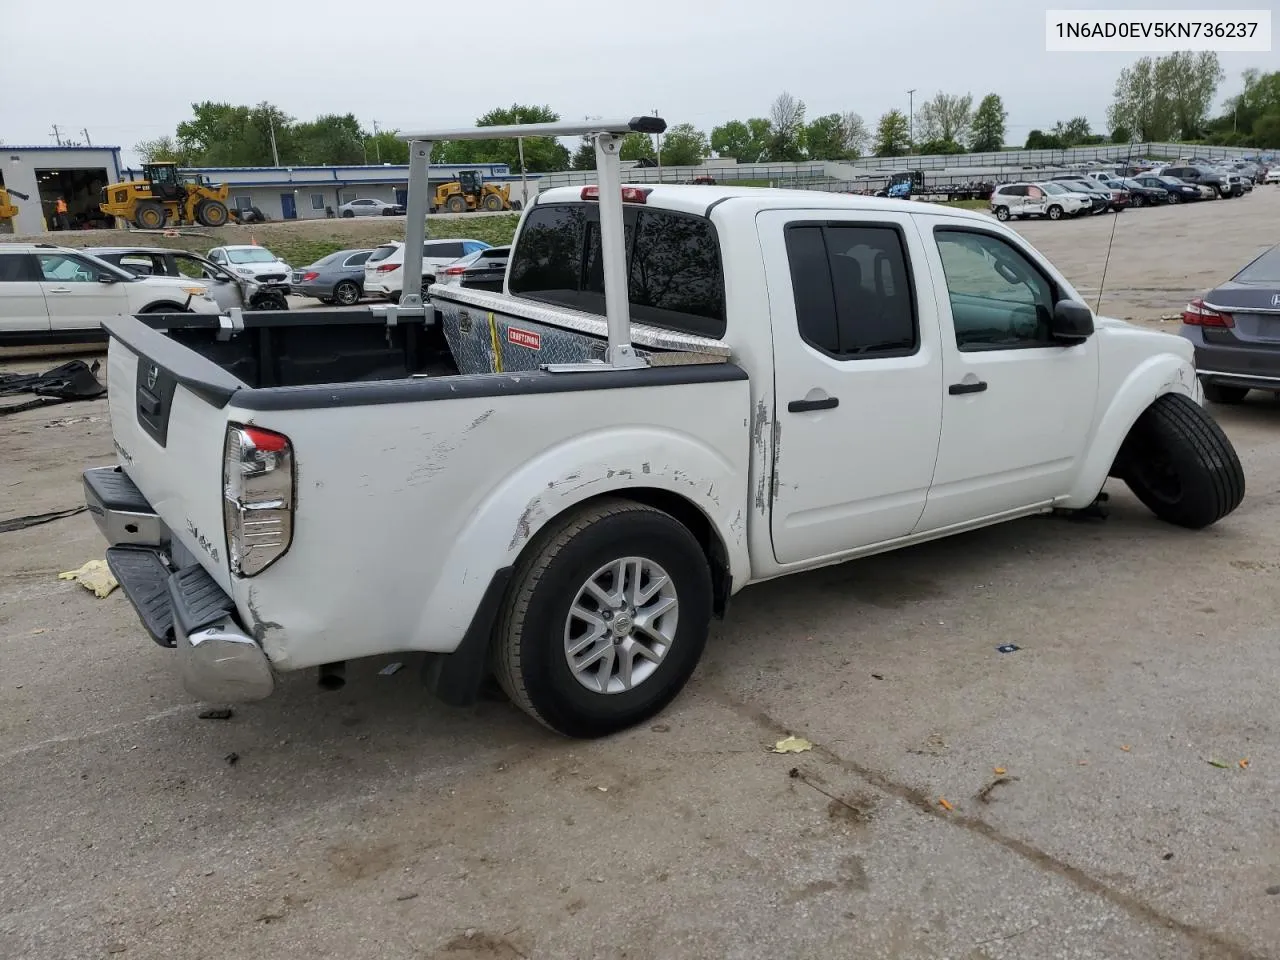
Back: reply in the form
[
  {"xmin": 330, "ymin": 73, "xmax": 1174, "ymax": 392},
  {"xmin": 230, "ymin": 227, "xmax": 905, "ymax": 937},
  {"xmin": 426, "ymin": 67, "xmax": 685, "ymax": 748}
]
[{"xmin": 103, "ymin": 316, "xmax": 246, "ymax": 593}]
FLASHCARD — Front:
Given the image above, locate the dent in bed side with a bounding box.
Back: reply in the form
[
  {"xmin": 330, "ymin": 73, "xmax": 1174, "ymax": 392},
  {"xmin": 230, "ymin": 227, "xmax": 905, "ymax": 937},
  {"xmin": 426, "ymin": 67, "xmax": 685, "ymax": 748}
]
[
  {"xmin": 1063, "ymin": 348, "xmax": 1200, "ymax": 508},
  {"xmin": 415, "ymin": 424, "xmax": 752, "ymax": 648}
]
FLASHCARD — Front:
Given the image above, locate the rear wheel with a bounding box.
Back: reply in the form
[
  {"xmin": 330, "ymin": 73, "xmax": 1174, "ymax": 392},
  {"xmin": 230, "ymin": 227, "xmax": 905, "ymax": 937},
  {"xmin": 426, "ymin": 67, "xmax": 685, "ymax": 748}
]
[
  {"xmin": 492, "ymin": 499, "xmax": 712, "ymax": 738},
  {"xmin": 333, "ymin": 280, "xmax": 360, "ymax": 306},
  {"xmin": 445, "ymin": 194, "xmax": 468, "ymax": 214},
  {"xmin": 133, "ymin": 201, "xmax": 166, "ymax": 229},
  {"xmin": 342, "ymin": 209, "xmax": 355, "ymax": 218},
  {"xmin": 1047, "ymin": 204, "xmax": 1063, "ymax": 221},
  {"xmin": 994, "ymin": 205, "xmax": 1010, "ymax": 221},
  {"xmin": 1116, "ymin": 393, "xmax": 1245, "ymax": 529},
  {"xmin": 1202, "ymin": 383, "xmax": 1249, "ymax": 404},
  {"xmin": 195, "ymin": 199, "xmax": 229, "ymax": 227}
]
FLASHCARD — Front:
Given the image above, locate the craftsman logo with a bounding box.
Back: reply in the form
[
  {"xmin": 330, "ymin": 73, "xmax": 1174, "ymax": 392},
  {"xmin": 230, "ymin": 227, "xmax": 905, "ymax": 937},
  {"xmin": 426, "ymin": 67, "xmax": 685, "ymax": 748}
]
[
  {"xmin": 146, "ymin": 364, "xmax": 159, "ymax": 390},
  {"xmin": 1272, "ymin": 293, "xmax": 1280, "ymax": 307},
  {"xmin": 507, "ymin": 326, "xmax": 541, "ymax": 351}
]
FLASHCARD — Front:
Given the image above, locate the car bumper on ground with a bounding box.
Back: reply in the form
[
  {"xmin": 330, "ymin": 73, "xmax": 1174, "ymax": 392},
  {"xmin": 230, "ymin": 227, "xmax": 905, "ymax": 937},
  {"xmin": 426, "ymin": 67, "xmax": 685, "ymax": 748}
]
[
  {"xmin": 82, "ymin": 465, "xmax": 275, "ymax": 703},
  {"xmin": 1180, "ymin": 326, "xmax": 1280, "ymax": 393}
]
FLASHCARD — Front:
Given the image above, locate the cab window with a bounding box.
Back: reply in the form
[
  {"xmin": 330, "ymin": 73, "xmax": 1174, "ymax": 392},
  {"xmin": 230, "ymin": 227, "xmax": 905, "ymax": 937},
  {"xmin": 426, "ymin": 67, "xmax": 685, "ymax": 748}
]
[{"xmin": 934, "ymin": 229, "xmax": 1057, "ymax": 351}]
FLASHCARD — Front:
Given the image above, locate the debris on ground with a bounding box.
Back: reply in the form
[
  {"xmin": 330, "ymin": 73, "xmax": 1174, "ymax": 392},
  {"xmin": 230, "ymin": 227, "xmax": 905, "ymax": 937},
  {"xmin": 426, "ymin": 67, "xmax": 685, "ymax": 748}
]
[
  {"xmin": 1163, "ymin": 852, "xmax": 1174, "ymax": 861},
  {"xmin": 1121, "ymin": 745, "xmax": 1131, "ymax": 752},
  {"xmin": 1267, "ymin": 885, "xmax": 1280, "ymax": 896},
  {"xmin": 396, "ymin": 892, "xmax": 419, "ymax": 902},
  {"xmin": 938, "ymin": 797, "xmax": 954, "ymax": 812},
  {"xmin": 225, "ymin": 752, "xmax": 240, "ymax": 766},
  {"xmin": 0, "ymin": 360, "xmax": 106, "ymax": 414},
  {"xmin": 378, "ymin": 661, "xmax": 405, "ymax": 676},
  {"xmin": 57, "ymin": 559, "xmax": 118, "ymax": 599},
  {"xmin": 1207, "ymin": 759, "xmax": 1230, "ymax": 769},
  {"xmin": 977, "ymin": 776, "xmax": 1019, "ymax": 804},
  {"xmin": 1239, "ymin": 758, "xmax": 1250, "ymax": 769},
  {"xmin": 772, "ymin": 735, "xmax": 813, "ymax": 754},
  {"xmin": 45, "ymin": 414, "xmax": 104, "ymax": 428},
  {"xmin": 0, "ymin": 505, "xmax": 86, "ymax": 534},
  {"xmin": 198, "ymin": 708, "xmax": 234, "ymax": 721},
  {"xmin": 996, "ymin": 644, "xmax": 1020, "ymax": 653},
  {"xmin": 994, "ymin": 767, "xmax": 1007, "ymax": 775}
]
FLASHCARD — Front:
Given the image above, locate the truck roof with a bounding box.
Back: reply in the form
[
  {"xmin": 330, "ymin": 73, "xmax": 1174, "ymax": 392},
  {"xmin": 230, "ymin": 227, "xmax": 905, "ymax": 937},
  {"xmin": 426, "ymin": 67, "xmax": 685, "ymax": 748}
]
[{"xmin": 534, "ymin": 183, "xmax": 998, "ymax": 225}]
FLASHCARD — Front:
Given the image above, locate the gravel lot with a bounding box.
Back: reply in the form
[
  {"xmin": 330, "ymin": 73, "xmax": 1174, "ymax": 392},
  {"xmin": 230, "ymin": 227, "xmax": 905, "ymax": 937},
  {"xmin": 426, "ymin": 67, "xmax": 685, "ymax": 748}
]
[{"xmin": 3, "ymin": 187, "xmax": 1280, "ymax": 960}]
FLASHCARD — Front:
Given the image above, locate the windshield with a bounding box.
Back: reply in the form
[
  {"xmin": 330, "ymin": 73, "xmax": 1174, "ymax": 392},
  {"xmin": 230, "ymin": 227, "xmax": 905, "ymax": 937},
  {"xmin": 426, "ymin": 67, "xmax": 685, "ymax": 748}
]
[
  {"xmin": 226, "ymin": 248, "xmax": 277, "ymax": 264},
  {"xmin": 1157, "ymin": 176, "xmax": 1183, "ymax": 185},
  {"xmin": 1234, "ymin": 245, "xmax": 1280, "ymax": 284},
  {"xmin": 1041, "ymin": 183, "xmax": 1069, "ymax": 195}
]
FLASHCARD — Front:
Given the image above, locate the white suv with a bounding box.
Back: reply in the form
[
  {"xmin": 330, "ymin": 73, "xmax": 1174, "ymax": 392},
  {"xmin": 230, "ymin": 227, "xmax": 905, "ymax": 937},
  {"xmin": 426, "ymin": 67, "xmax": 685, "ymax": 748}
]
[
  {"xmin": 364, "ymin": 238, "xmax": 492, "ymax": 300},
  {"xmin": 0, "ymin": 244, "xmax": 221, "ymax": 346},
  {"xmin": 989, "ymin": 182, "xmax": 1090, "ymax": 221}
]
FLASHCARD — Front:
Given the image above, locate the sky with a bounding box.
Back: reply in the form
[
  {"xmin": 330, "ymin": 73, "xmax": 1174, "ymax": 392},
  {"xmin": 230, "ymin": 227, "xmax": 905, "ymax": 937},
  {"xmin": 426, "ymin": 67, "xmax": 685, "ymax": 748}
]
[{"xmin": 2, "ymin": 0, "xmax": 1275, "ymax": 167}]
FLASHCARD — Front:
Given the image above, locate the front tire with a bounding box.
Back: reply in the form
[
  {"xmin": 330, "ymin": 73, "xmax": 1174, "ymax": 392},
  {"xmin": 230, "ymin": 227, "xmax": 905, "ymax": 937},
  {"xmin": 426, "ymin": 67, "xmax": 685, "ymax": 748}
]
[
  {"xmin": 1117, "ymin": 393, "xmax": 1245, "ymax": 529},
  {"xmin": 333, "ymin": 280, "xmax": 360, "ymax": 306},
  {"xmin": 1168, "ymin": 192, "xmax": 1181, "ymax": 204},
  {"xmin": 1047, "ymin": 204, "xmax": 1063, "ymax": 221},
  {"xmin": 492, "ymin": 499, "xmax": 712, "ymax": 738},
  {"xmin": 994, "ymin": 205, "xmax": 1010, "ymax": 221},
  {"xmin": 133, "ymin": 201, "xmax": 166, "ymax": 229},
  {"xmin": 445, "ymin": 195, "xmax": 468, "ymax": 214},
  {"xmin": 195, "ymin": 199, "xmax": 229, "ymax": 227}
]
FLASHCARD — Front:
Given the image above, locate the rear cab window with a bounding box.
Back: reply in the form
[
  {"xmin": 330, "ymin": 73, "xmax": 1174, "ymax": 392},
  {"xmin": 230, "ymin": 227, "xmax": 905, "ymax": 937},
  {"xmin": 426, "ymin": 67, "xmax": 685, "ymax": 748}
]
[{"xmin": 508, "ymin": 202, "xmax": 726, "ymax": 339}]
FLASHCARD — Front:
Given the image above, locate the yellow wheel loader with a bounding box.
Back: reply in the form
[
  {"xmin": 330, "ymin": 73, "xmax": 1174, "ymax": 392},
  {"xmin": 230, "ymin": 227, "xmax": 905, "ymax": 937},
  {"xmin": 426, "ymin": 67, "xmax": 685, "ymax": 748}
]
[
  {"xmin": 431, "ymin": 170, "xmax": 512, "ymax": 214},
  {"xmin": 0, "ymin": 187, "xmax": 29, "ymax": 225},
  {"xmin": 99, "ymin": 162, "xmax": 234, "ymax": 229}
]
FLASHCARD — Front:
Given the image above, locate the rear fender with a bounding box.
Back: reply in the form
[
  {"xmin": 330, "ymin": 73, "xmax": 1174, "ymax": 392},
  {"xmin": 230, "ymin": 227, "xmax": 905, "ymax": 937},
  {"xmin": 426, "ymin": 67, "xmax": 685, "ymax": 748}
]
[
  {"xmin": 413, "ymin": 426, "xmax": 750, "ymax": 648},
  {"xmin": 1064, "ymin": 352, "xmax": 1201, "ymax": 507}
]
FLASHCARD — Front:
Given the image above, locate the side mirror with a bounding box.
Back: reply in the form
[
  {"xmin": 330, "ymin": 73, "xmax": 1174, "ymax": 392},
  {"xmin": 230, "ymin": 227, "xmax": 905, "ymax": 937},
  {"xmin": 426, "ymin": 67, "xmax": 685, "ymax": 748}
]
[{"xmin": 1051, "ymin": 299, "xmax": 1094, "ymax": 343}]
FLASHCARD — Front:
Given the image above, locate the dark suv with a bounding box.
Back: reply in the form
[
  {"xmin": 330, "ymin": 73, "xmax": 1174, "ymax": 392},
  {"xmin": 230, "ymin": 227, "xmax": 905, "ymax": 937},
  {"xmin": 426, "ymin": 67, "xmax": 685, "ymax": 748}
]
[{"xmin": 1159, "ymin": 165, "xmax": 1239, "ymax": 198}]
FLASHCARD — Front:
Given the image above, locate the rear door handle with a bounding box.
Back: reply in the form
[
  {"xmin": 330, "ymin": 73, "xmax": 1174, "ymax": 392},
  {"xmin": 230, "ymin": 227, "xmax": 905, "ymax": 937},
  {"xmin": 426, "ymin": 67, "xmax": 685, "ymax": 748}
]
[
  {"xmin": 948, "ymin": 380, "xmax": 988, "ymax": 395},
  {"xmin": 788, "ymin": 396, "xmax": 839, "ymax": 412}
]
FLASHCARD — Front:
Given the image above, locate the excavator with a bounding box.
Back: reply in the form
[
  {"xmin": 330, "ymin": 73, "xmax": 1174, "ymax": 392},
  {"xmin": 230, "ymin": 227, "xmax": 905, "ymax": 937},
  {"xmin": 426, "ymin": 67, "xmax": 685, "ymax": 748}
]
[
  {"xmin": 98, "ymin": 162, "xmax": 234, "ymax": 229},
  {"xmin": 0, "ymin": 187, "xmax": 29, "ymax": 227},
  {"xmin": 431, "ymin": 170, "xmax": 512, "ymax": 213}
]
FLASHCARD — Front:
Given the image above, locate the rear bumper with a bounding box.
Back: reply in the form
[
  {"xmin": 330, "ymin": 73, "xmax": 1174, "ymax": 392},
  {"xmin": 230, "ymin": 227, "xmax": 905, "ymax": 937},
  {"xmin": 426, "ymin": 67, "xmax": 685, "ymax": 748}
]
[
  {"xmin": 1180, "ymin": 327, "xmax": 1280, "ymax": 392},
  {"xmin": 291, "ymin": 280, "xmax": 336, "ymax": 298},
  {"xmin": 83, "ymin": 466, "xmax": 274, "ymax": 702}
]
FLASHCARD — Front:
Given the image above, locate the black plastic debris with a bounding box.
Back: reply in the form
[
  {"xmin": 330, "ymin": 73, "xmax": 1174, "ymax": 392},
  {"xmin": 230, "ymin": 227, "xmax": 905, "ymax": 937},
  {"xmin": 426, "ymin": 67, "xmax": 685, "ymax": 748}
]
[
  {"xmin": 0, "ymin": 360, "xmax": 106, "ymax": 411},
  {"xmin": 996, "ymin": 644, "xmax": 1020, "ymax": 654},
  {"xmin": 0, "ymin": 505, "xmax": 88, "ymax": 534}
]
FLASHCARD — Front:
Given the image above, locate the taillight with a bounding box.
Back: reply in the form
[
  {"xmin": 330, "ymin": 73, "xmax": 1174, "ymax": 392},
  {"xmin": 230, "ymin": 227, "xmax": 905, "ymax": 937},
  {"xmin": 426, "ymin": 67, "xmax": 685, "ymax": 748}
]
[
  {"xmin": 580, "ymin": 185, "xmax": 651, "ymax": 203},
  {"xmin": 1181, "ymin": 298, "xmax": 1234, "ymax": 328},
  {"xmin": 376, "ymin": 263, "xmax": 399, "ymax": 273},
  {"xmin": 442, "ymin": 265, "xmax": 467, "ymax": 275},
  {"xmin": 223, "ymin": 425, "xmax": 294, "ymax": 577},
  {"xmin": 301, "ymin": 271, "xmax": 319, "ymax": 282}
]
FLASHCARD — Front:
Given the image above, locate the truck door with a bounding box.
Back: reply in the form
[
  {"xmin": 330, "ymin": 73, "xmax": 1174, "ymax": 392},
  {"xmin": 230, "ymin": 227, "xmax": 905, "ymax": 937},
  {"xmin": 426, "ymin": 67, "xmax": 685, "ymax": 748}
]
[
  {"xmin": 758, "ymin": 210, "xmax": 945, "ymax": 565},
  {"xmin": 911, "ymin": 216, "xmax": 1099, "ymax": 531}
]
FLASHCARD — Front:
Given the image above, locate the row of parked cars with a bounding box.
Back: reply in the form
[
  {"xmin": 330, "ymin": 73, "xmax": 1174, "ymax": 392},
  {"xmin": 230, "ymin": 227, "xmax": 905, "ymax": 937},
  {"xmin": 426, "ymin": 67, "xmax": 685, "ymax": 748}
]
[
  {"xmin": 990, "ymin": 160, "xmax": 1273, "ymax": 223},
  {"xmin": 286, "ymin": 238, "xmax": 509, "ymax": 305}
]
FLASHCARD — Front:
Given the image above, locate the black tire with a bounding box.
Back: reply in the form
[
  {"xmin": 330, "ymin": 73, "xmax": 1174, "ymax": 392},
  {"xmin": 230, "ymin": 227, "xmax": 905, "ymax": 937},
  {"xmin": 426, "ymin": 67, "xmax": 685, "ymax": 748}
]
[
  {"xmin": 342, "ymin": 210, "xmax": 355, "ymax": 218},
  {"xmin": 994, "ymin": 205, "xmax": 1010, "ymax": 221},
  {"xmin": 492, "ymin": 498, "xmax": 712, "ymax": 738},
  {"xmin": 482, "ymin": 193, "xmax": 504, "ymax": 211},
  {"xmin": 133, "ymin": 201, "xmax": 166, "ymax": 229},
  {"xmin": 140, "ymin": 301, "xmax": 186, "ymax": 314},
  {"xmin": 1202, "ymin": 382, "xmax": 1249, "ymax": 404},
  {"xmin": 1167, "ymin": 192, "xmax": 1181, "ymax": 204},
  {"xmin": 333, "ymin": 280, "xmax": 360, "ymax": 306},
  {"xmin": 511, "ymin": 200, "xmax": 523, "ymax": 211},
  {"xmin": 1118, "ymin": 393, "xmax": 1245, "ymax": 530},
  {"xmin": 445, "ymin": 194, "xmax": 468, "ymax": 214},
  {"xmin": 254, "ymin": 293, "xmax": 288, "ymax": 311},
  {"xmin": 1132, "ymin": 195, "xmax": 1143, "ymax": 208},
  {"xmin": 1047, "ymin": 204, "xmax": 1063, "ymax": 221},
  {"xmin": 195, "ymin": 199, "xmax": 229, "ymax": 227}
]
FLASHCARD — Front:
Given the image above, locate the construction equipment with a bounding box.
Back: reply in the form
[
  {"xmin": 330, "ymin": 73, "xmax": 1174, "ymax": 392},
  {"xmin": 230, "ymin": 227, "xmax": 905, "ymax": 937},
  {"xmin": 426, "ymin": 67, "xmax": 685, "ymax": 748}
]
[
  {"xmin": 431, "ymin": 170, "xmax": 511, "ymax": 214},
  {"xmin": 0, "ymin": 188, "xmax": 29, "ymax": 224},
  {"xmin": 98, "ymin": 162, "xmax": 233, "ymax": 229}
]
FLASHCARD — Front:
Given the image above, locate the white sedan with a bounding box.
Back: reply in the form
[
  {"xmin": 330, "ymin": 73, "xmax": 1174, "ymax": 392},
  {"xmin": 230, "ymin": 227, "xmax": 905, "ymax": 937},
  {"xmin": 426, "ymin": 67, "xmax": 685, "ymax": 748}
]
[
  {"xmin": 338, "ymin": 198, "xmax": 406, "ymax": 218},
  {"xmin": 1265, "ymin": 168, "xmax": 1280, "ymax": 185}
]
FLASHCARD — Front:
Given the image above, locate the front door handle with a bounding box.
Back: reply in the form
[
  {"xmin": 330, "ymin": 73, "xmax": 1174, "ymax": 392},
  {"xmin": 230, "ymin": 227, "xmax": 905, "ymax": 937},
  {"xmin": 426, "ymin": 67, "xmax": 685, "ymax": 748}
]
[
  {"xmin": 46, "ymin": 286, "xmax": 70, "ymax": 294},
  {"xmin": 788, "ymin": 396, "xmax": 839, "ymax": 412},
  {"xmin": 948, "ymin": 380, "xmax": 988, "ymax": 395}
]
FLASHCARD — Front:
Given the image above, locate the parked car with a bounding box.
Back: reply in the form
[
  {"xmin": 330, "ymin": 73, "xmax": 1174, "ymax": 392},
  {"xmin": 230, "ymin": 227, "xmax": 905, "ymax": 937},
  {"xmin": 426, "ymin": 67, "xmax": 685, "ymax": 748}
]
[
  {"xmin": 1103, "ymin": 178, "xmax": 1167, "ymax": 208},
  {"xmin": 83, "ymin": 141, "xmax": 1246, "ymax": 738},
  {"xmin": 208, "ymin": 245, "xmax": 293, "ymax": 282},
  {"xmin": 363, "ymin": 238, "xmax": 492, "ymax": 300},
  {"xmin": 1132, "ymin": 174, "xmax": 1202, "ymax": 203},
  {"xmin": 1180, "ymin": 242, "xmax": 1280, "ymax": 404},
  {"xmin": 436, "ymin": 246, "xmax": 511, "ymax": 292},
  {"xmin": 990, "ymin": 182, "xmax": 1083, "ymax": 220},
  {"xmin": 1152, "ymin": 165, "xmax": 1238, "ymax": 198},
  {"xmin": 291, "ymin": 249, "xmax": 373, "ymax": 306},
  {"xmin": 0, "ymin": 243, "xmax": 221, "ymax": 346},
  {"xmin": 1049, "ymin": 177, "xmax": 1113, "ymax": 213},
  {"xmin": 88, "ymin": 246, "xmax": 290, "ymax": 311},
  {"xmin": 1265, "ymin": 168, "xmax": 1280, "ymax": 185},
  {"xmin": 338, "ymin": 198, "xmax": 405, "ymax": 218}
]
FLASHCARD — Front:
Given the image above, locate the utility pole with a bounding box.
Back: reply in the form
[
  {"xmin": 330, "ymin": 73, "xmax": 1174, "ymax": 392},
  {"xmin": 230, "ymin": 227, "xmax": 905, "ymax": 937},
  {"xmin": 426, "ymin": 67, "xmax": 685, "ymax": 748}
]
[
  {"xmin": 372, "ymin": 120, "xmax": 382, "ymax": 163},
  {"xmin": 517, "ymin": 137, "xmax": 529, "ymax": 208},
  {"xmin": 268, "ymin": 115, "xmax": 280, "ymax": 167},
  {"xmin": 81, "ymin": 128, "xmax": 92, "ymax": 146},
  {"xmin": 654, "ymin": 107, "xmax": 662, "ymax": 182},
  {"xmin": 907, "ymin": 89, "xmax": 916, "ymax": 150},
  {"xmin": 50, "ymin": 124, "xmax": 63, "ymax": 146}
]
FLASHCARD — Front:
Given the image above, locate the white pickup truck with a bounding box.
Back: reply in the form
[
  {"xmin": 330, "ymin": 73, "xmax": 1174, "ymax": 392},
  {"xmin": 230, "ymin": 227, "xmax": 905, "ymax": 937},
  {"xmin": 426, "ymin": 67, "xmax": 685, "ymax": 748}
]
[{"xmin": 83, "ymin": 116, "xmax": 1245, "ymax": 739}]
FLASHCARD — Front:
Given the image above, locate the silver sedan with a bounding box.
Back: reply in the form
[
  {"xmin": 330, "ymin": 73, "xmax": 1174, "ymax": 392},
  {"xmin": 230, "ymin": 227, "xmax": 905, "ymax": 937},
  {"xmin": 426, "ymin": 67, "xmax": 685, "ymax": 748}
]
[{"xmin": 337, "ymin": 198, "xmax": 406, "ymax": 218}]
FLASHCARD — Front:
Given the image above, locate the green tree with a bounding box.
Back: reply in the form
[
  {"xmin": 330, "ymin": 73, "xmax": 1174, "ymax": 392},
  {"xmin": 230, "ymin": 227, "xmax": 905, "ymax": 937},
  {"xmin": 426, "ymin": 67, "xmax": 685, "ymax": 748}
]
[
  {"xmin": 293, "ymin": 113, "xmax": 366, "ymax": 165},
  {"xmin": 571, "ymin": 139, "xmax": 596, "ymax": 170},
  {"xmin": 873, "ymin": 109, "xmax": 911, "ymax": 157},
  {"xmin": 134, "ymin": 136, "xmax": 191, "ymax": 165},
  {"xmin": 765, "ymin": 91, "xmax": 807, "ymax": 161},
  {"xmin": 1025, "ymin": 129, "xmax": 1064, "ymax": 149},
  {"xmin": 660, "ymin": 123, "xmax": 708, "ymax": 167},
  {"xmin": 969, "ymin": 94, "xmax": 1007, "ymax": 152},
  {"xmin": 618, "ymin": 132, "xmax": 656, "ymax": 162},
  {"xmin": 1214, "ymin": 69, "xmax": 1280, "ymax": 139},
  {"xmin": 804, "ymin": 112, "xmax": 868, "ymax": 160},
  {"xmin": 365, "ymin": 129, "xmax": 410, "ymax": 165},
  {"xmin": 1110, "ymin": 124, "xmax": 1133, "ymax": 143},
  {"xmin": 1051, "ymin": 116, "xmax": 1093, "ymax": 147},
  {"xmin": 1108, "ymin": 52, "xmax": 1223, "ymax": 140},
  {"xmin": 710, "ymin": 119, "xmax": 771, "ymax": 161},
  {"xmin": 438, "ymin": 104, "xmax": 569, "ymax": 172},
  {"xmin": 1254, "ymin": 112, "xmax": 1280, "ymax": 148},
  {"xmin": 914, "ymin": 138, "xmax": 965, "ymax": 155},
  {"xmin": 916, "ymin": 92, "xmax": 973, "ymax": 147}
]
